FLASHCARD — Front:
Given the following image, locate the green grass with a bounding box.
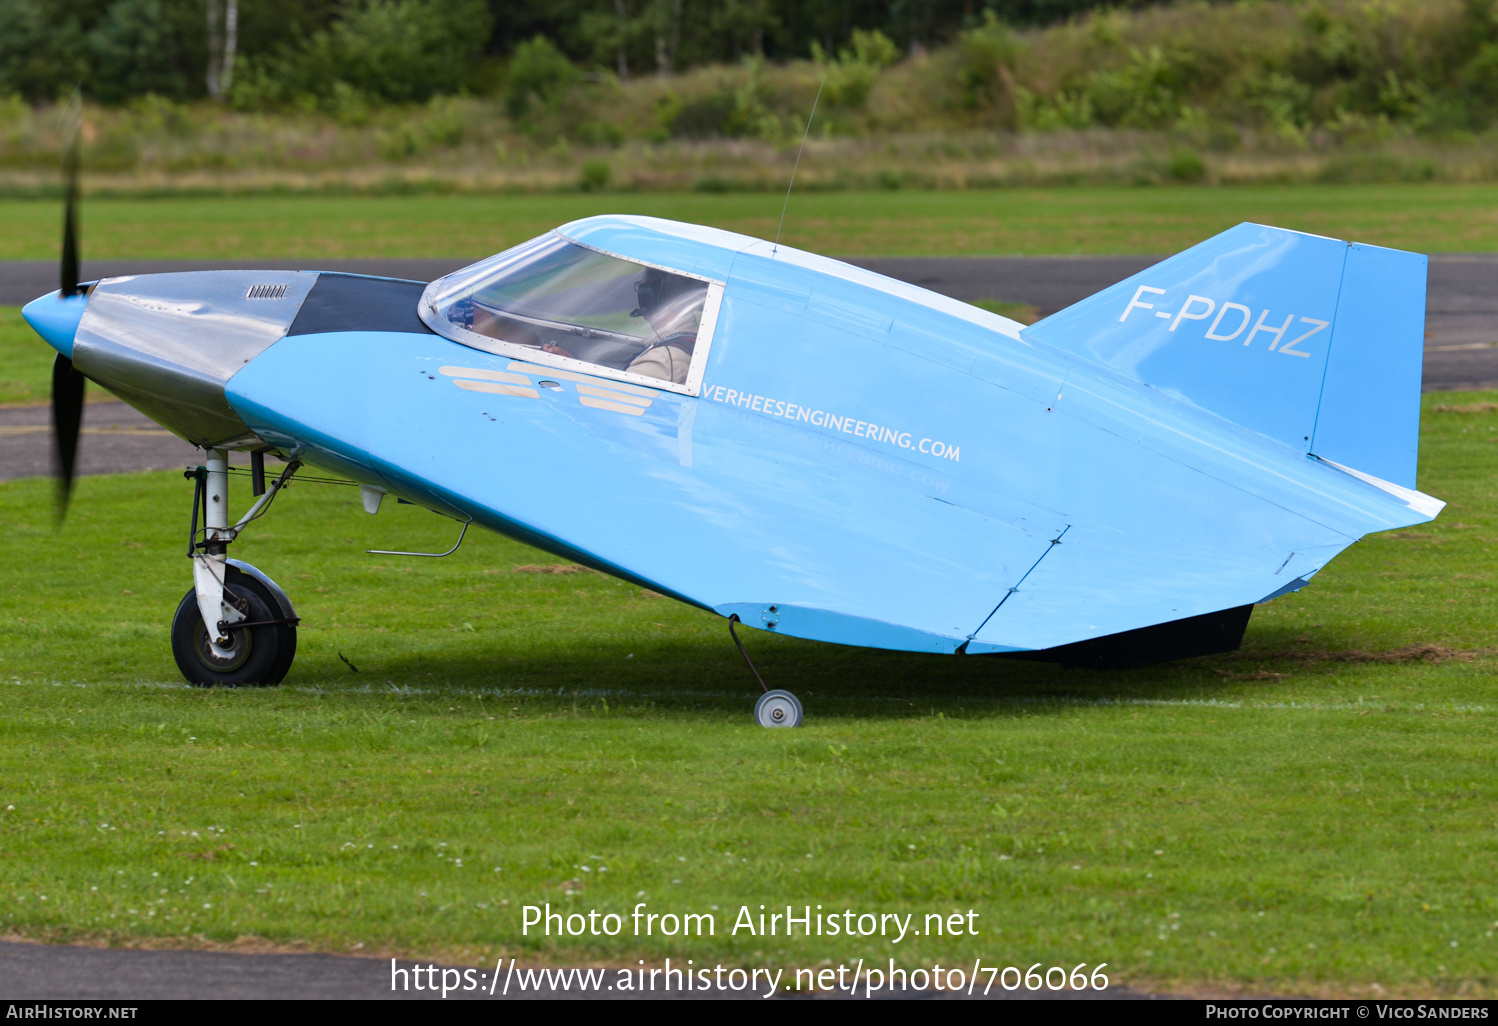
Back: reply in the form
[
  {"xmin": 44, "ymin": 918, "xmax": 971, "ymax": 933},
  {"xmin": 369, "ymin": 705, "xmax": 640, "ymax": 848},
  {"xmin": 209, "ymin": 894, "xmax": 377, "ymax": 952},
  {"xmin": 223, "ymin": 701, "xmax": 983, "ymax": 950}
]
[
  {"xmin": 0, "ymin": 305, "xmax": 56, "ymax": 406},
  {"xmin": 1, "ymin": 395, "xmax": 1496, "ymax": 995},
  {"xmin": 6, "ymin": 184, "xmax": 1498, "ymax": 262}
]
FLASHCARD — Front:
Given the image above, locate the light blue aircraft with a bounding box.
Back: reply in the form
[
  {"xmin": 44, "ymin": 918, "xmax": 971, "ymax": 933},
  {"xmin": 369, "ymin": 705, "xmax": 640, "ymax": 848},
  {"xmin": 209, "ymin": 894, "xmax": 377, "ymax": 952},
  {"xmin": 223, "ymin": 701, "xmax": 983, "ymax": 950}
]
[{"xmin": 23, "ymin": 211, "xmax": 1442, "ymax": 725}]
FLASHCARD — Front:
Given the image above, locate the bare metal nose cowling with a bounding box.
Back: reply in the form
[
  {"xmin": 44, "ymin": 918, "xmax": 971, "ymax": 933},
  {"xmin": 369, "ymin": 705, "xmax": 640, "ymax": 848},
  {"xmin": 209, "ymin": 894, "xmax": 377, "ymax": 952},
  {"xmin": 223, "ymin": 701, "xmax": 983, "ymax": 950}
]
[{"xmin": 72, "ymin": 271, "xmax": 319, "ymax": 448}]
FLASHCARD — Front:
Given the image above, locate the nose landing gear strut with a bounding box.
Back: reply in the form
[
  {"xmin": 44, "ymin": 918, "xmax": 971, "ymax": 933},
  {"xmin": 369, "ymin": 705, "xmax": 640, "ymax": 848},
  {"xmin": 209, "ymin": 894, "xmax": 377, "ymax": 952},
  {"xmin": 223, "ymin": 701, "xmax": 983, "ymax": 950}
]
[{"xmin": 169, "ymin": 449, "xmax": 301, "ymax": 687}]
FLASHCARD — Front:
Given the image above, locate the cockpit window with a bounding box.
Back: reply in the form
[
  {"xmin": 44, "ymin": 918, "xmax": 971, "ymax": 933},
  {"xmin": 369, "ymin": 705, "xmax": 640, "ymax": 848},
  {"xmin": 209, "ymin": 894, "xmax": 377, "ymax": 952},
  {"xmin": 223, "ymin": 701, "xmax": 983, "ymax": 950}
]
[{"xmin": 420, "ymin": 234, "xmax": 717, "ymax": 391}]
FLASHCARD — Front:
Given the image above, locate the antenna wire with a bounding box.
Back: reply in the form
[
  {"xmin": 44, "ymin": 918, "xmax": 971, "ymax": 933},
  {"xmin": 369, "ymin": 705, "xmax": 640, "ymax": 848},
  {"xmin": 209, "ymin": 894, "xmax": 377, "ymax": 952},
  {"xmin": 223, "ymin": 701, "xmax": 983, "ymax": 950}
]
[{"xmin": 773, "ymin": 73, "xmax": 827, "ymax": 256}]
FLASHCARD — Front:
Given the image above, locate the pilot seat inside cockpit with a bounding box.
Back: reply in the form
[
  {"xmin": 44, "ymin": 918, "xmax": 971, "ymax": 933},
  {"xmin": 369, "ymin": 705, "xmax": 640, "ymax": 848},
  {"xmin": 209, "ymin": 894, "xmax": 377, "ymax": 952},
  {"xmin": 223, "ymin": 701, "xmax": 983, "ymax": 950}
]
[{"xmin": 429, "ymin": 235, "xmax": 709, "ymax": 385}]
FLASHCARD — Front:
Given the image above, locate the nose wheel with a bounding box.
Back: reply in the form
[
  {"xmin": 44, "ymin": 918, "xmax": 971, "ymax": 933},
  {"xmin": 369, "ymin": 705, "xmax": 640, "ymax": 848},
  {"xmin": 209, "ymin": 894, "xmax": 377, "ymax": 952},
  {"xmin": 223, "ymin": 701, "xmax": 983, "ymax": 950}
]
[
  {"xmin": 753, "ymin": 689, "xmax": 803, "ymax": 728},
  {"xmin": 170, "ymin": 565, "xmax": 297, "ymax": 687},
  {"xmin": 174, "ymin": 450, "xmax": 301, "ymax": 687}
]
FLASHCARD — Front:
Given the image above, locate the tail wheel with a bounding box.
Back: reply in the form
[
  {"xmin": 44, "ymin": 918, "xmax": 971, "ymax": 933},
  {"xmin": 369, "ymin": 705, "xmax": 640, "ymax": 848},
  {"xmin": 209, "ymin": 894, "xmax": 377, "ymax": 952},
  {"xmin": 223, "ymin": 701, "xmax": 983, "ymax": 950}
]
[
  {"xmin": 170, "ymin": 567, "xmax": 296, "ymax": 687},
  {"xmin": 753, "ymin": 689, "xmax": 803, "ymax": 728}
]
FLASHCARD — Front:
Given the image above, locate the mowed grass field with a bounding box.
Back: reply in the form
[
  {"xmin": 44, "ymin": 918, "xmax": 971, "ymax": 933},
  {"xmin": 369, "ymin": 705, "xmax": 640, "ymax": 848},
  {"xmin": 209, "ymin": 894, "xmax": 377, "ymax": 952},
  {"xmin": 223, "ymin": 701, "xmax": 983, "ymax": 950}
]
[
  {"xmin": 0, "ymin": 395, "xmax": 1495, "ymax": 995},
  {"xmin": 5, "ymin": 183, "xmax": 1498, "ymax": 260},
  {"xmin": 3, "ymin": 186, "xmax": 1496, "ymax": 995}
]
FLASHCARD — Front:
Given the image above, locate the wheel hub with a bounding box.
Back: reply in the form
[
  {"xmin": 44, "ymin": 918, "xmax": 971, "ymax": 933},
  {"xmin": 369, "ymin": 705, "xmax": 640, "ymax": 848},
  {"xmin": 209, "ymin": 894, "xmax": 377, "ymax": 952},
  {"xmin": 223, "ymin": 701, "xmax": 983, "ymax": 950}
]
[
  {"xmin": 195, "ymin": 621, "xmax": 250, "ymax": 672},
  {"xmin": 754, "ymin": 689, "xmax": 803, "ymax": 728}
]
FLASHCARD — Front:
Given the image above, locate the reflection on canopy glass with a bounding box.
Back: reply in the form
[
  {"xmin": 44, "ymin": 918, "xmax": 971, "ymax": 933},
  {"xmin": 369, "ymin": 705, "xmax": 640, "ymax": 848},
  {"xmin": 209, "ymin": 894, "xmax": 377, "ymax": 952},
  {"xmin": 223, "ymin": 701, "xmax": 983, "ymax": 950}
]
[{"xmin": 428, "ymin": 235, "xmax": 709, "ymax": 385}]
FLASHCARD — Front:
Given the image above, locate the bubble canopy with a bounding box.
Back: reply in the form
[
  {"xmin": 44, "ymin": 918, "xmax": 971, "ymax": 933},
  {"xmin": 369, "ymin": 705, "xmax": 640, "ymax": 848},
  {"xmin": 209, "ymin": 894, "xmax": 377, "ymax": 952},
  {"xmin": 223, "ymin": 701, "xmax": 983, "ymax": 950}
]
[{"xmin": 419, "ymin": 233, "xmax": 723, "ymax": 394}]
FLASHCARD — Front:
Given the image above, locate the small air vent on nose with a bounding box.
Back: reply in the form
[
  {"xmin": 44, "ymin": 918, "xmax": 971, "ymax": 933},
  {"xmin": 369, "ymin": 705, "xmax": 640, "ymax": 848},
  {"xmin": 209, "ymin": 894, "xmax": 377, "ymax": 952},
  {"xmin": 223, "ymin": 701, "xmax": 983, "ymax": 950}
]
[{"xmin": 246, "ymin": 284, "xmax": 289, "ymax": 300}]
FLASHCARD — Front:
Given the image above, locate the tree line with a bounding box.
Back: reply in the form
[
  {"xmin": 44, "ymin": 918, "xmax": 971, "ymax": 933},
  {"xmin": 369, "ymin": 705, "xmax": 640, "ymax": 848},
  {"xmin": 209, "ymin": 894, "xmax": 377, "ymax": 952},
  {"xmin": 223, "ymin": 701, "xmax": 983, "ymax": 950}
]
[{"xmin": 0, "ymin": 0, "xmax": 1149, "ymax": 105}]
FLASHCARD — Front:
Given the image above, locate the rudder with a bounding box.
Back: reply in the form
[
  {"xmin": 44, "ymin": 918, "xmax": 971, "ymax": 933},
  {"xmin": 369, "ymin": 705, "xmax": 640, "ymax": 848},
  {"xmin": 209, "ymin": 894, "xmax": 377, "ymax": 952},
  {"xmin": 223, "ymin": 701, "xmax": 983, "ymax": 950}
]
[{"xmin": 1309, "ymin": 242, "xmax": 1426, "ymax": 488}]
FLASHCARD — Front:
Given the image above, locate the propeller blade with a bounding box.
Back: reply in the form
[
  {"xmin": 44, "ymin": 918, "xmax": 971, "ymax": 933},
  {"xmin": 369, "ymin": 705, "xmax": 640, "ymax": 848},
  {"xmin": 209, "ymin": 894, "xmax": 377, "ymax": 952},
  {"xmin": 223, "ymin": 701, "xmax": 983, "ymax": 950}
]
[
  {"xmin": 60, "ymin": 139, "xmax": 79, "ymax": 298},
  {"xmin": 52, "ymin": 353, "xmax": 85, "ymax": 519}
]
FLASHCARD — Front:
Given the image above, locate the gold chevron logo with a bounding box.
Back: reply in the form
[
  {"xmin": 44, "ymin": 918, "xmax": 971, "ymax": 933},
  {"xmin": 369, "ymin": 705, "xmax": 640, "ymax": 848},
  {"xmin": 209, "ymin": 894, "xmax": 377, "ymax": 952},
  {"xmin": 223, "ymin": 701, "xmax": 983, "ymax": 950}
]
[{"xmin": 439, "ymin": 363, "xmax": 655, "ymax": 417}]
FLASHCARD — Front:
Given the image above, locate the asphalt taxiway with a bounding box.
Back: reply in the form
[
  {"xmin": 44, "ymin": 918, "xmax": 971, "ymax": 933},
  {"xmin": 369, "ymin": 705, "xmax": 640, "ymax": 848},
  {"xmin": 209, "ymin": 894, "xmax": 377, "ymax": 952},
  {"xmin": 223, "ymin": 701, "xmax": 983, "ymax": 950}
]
[{"xmin": 0, "ymin": 939, "xmax": 1147, "ymax": 1000}]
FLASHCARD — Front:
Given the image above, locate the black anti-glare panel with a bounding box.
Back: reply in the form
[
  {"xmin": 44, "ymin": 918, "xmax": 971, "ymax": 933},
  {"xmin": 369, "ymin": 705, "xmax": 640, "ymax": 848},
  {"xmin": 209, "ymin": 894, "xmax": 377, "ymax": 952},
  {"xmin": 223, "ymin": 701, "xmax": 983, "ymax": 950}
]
[
  {"xmin": 995, "ymin": 604, "xmax": 1254, "ymax": 669},
  {"xmin": 286, "ymin": 273, "xmax": 433, "ymax": 337}
]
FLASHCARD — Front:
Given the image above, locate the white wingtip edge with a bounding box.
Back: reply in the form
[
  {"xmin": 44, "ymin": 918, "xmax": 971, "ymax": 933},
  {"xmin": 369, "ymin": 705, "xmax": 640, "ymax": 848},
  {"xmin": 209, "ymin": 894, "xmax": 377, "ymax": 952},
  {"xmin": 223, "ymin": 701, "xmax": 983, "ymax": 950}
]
[{"xmin": 1316, "ymin": 457, "xmax": 1446, "ymax": 520}]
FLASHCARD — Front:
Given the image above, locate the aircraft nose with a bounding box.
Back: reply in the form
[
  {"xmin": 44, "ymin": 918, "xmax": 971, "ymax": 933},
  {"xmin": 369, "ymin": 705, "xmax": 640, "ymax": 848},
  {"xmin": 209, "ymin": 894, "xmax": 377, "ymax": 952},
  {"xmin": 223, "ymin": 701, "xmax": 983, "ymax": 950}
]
[
  {"xmin": 21, "ymin": 289, "xmax": 89, "ymax": 358},
  {"xmin": 60, "ymin": 270, "xmax": 319, "ymax": 449}
]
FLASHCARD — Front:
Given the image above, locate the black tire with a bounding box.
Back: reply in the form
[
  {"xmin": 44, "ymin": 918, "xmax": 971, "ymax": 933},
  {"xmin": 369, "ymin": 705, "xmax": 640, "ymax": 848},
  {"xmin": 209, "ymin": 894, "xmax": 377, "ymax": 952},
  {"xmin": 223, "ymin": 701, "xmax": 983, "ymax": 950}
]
[{"xmin": 170, "ymin": 567, "xmax": 296, "ymax": 687}]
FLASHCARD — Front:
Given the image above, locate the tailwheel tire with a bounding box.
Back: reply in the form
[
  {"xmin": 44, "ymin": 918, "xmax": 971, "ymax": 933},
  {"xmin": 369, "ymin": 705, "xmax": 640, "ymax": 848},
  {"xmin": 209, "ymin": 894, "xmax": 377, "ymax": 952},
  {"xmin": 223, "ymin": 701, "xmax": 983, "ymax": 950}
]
[
  {"xmin": 170, "ymin": 567, "xmax": 296, "ymax": 687},
  {"xmin": 753, "ymin": 689, "xmax": 803, "ymax": 728}
]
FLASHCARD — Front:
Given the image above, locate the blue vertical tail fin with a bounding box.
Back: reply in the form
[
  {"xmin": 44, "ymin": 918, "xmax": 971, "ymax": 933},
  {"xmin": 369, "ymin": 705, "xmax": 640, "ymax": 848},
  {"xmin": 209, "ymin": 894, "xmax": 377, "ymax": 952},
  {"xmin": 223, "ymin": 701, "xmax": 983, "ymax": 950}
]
[{"xmin": 1022, "ymin": 222, "xmax": 1427, "ymax": 488}]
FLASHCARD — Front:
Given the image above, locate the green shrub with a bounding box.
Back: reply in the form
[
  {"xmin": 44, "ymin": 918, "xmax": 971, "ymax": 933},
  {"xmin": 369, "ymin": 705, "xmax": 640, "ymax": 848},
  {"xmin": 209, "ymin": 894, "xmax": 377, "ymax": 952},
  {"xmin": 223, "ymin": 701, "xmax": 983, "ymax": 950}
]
[
  {"xmin": 663, "ymin": 74, "xmax": 780, "ymax": 140},
  {"xmin": 504, "ymin": 35, "xmax": 579, "ymax": 121},
  {"xmin": 575, "ymin": 120, "xmax": 625, "ymax": 146},
  {"xmin": 669, "ymin": 90, "xmax": 739, "ymax": 136},
  {"xmin": 1235, "ymin": 71, "xmax": 1312, "ymax": 140},
  {"xmin": 1087, "ymin": 46, "xmax": 1190, "ymax": 129},
  {"xmin": 1017, "ymin": 87, "xmax": 1094, "ymax": 129},
  {"xmin": 957, "ymin": 12, "xmax": 1021, "ymax": 118},
  {"xmin": 813, "ymin": 28, "xmax": 900, "ymax": 110},
  {"xmin": 1166, "ymin": 146, "xmax": 1206, "ymax": 182},
  {"xmin": 578, "ymin": 157, "xmax": 611, "ymax": 191},
  {"xmin": 1462, "ymin": 39, "xmax": 1498, "ymax": 107},
  {"xmin": 844, "ymin": 28, "xmax": 900, "ymax": 68}
]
